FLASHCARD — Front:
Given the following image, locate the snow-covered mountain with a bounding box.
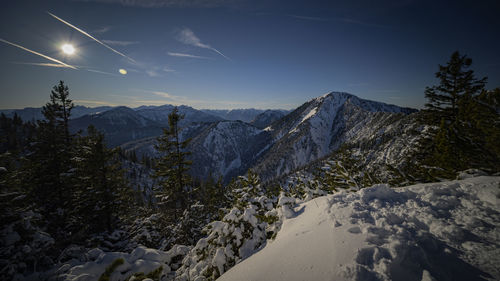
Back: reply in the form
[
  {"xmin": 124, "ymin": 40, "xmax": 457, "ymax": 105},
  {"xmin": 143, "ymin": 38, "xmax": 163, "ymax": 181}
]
[
  {"xmin": 252, "ymin": 92, "xmax": 417, "ymax": 180},
  {"xmin": 135, "ymin": 104, "xmax": 222, "ymax": 125},
  {"xmin": 70, "ymin": 106, "xmax": 164, "ymax": 147},
  {"xmin": 71, "ymin": 105, "xmax": 223, "ymax": 147},
  {"xmin": 250, "ymin": 110, "xmax": 287, "ymax": 129},
  {"xmin": 121, "ymin": 121, "xmax": 271, "ymax": 182},
  {"xmin": 120, "ymin": 91, "xmax": 418, "ymax": 182},
  {"xmin": 188, "ymin": 121, "xmax": 272, "ymax": 182},
  {"xmin": 201, "ymin": 109, "xmax": 266, "ymax": 122}
]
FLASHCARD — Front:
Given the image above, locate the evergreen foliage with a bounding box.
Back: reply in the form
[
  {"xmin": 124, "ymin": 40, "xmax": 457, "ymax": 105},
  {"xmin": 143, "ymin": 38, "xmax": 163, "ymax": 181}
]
[
  {"xmin": 153, "ymin": 107, "xmax": 192, "ymax": 218},
  {"xmin": 419, "ymin": 52, "xmax": 500, "ymax": 176},
  {"xmin": 98, "ymin": 258, "xmax": 124, "ymax": 281},
  {"xmin": 24, "ymin": 81, "xmax": 75, "ymax": 237},
  {"xmin": 177, "ymin": 171, "xmax": 283, "ymax": 280},
  {"xmin": 71, "ymin": 125, "xmax": 136, "ymax": 236}
]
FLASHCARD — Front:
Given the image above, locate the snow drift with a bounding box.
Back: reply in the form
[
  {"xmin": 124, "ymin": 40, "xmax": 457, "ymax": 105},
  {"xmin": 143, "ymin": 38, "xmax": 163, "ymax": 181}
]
[{"xmin": 218, "ymin": 176, "xmax": 500, "ymax": 281}]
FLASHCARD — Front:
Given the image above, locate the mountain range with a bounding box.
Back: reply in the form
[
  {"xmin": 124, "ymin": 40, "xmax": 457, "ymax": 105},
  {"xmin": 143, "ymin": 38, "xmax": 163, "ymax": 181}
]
[{"xmin": 2, "ymin": 92, "xmax": 418, "ymax": 182}]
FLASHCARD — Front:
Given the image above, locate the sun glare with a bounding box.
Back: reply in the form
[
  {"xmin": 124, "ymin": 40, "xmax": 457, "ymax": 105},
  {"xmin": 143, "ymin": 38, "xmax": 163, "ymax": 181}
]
[
  {"xmin": 119, "ymin": 68, "xmax": 127, "ymax": 75},
  {"xmin": 61, "ymin": 43, "xmax": 75, "ymax": 55}
]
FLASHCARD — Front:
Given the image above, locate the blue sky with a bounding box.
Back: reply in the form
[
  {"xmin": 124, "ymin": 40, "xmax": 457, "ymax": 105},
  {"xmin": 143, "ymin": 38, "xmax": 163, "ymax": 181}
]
[{"xmin": 1, "ymin": 0, "xmax": 499, "ymax": 110}]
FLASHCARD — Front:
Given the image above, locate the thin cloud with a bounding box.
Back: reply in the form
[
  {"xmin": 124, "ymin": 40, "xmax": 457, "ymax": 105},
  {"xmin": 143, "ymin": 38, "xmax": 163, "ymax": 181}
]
[
  {"xmin": 11, "ymin": 62, "xmax": 72, "ymax": 68},
  {"xmin": 0, "ymin": 38, "xmax": 77, "ymax": 69},
  {"xmin": 85, "ymin": 68, "xmax": 118, "ymax": 76},
  {"xmin": 167, "ymin": 52, "xmax": 211, "ymax": 59},
  {"xmin": 47, "ymin": 12, "xmax": 136, "ymax": 63},
  {"xmin": 177, "ymin": 27, "xmax": 230, "ymax": 60},
  {"xmin": 74, "ymin": 99, "xmax": 118, "ymax": 106},
  {"xmin": 102, "ymin": 39, "xmax": 140, "ymax": 46},
  {"xmin": 146, "ymin": 70, "xmax": 161, "ymax": 77},
  {"xmin": 11, "ymin": 60, "xmax": 120, "ymax": 77},
  {"xmin": 163, "ymin": 66, "xmax": 175, "ymax": 72},
  {"xmin": 94, "ymin": 26, "xmax": 111, "ymax": 34}
]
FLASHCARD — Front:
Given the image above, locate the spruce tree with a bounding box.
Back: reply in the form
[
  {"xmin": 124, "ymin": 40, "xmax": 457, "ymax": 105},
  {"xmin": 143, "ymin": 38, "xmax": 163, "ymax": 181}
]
[
  {"xmin": 419, "ymin": 52, "xmax": 499, "ymax": 176},
  {"xmin": 27, "ymin": 81, "xmax": 75, "ymax": 226},
  {"xmin": 153, "ymin": 107, "xmax": 192, "ymax": 221},
  {"xmin": 72, "ymin": 125, "xmax": 135, "ymax": 236},
  {"xmin": 424, "ymin": 51, "xmax": 487, "ymax": 124}
]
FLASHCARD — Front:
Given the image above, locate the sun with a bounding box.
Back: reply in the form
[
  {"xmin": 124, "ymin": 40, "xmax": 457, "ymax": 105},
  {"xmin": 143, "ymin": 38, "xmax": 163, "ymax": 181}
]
[{"xmin": 61, "ymin": 43, "xmax": 75, "ymax": 55}]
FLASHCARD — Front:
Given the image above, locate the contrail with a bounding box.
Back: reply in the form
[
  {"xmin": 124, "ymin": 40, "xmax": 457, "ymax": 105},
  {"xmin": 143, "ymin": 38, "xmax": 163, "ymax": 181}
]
[
  {"xmin": 0, "ymin": 38, "xmax": 77, "ymax": 69},
  {"xmin": 209, "ymin": 46, "xmax": 231, "ymax": 61},
  {"xmin": 11, "ymin": 62, "xmax": 72, "ymax": 68},
  {"xmin": 47, "ymin": 12, "xmax": 136, "ymax": 63},
  {"xmin": 85, "ymin": 68, "xmax": 118, "ymax": 76}
]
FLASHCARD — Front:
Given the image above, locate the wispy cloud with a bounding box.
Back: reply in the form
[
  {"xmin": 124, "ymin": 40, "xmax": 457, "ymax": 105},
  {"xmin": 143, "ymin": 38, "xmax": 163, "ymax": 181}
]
[
  {"xmin": 144, "ymin": 65, "xmax": 176, "ymax": 77},
  {"xmin": 94, "ymin": 26, "xmax": 111, "ymax": 34},
  {"xmin": 102, "ymin": 39, "xmax": 140, "ymax": 46},
  {"xmin": 85, "ymin": 68, "xmax": 119, "ymax": 76},
  {"xmin": 167, "ymin": 52, "xmax": 211, "ymax": 59},
  {"xmin": 177, "ymin": 27, "xmax": 230, "ymax": 60},
  {"xmin": 146, "ymin": 70, "xmax": 161, "ymax": 77},
  {"xmin": 74, "ymin": 99, "xmax": 118, "ymax": 106},
  {"xmin": 47, "ymin": 12, "xmax": 136, "ymax": 63},
  {"xmin": 0, "ymin": 38, "xmax": 77, "ymax": 69},
  {"xmin": 73, "ymin": 0, "xmax": 240, "ymax": 8},
  {"xmin": 11, "ymin": 62, "xmax": 72, "ymax": 68}
]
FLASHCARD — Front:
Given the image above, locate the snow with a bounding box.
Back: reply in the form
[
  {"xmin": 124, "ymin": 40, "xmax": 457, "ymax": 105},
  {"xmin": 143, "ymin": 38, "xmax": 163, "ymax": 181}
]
[
  {"xmin": 218, "ymin": 176, "xmax": 500, "ymax": 281},
  {"xmin": 300, "ymin": 106, "xmax": 317, "ymax": 124},
  {"xmin": 49, "ymin": 245, "xmax": 190, "ymax": 281}
]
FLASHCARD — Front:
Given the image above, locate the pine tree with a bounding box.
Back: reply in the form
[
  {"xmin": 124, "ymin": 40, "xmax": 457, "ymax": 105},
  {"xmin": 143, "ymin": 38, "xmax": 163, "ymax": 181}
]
[
  {"xmin": 26, "ymin": 81, "xmax": 75, "ymax": 225},
  {"xmin": 72, "ymin": 125, "xmax": 135, "ymax": 236},
  {"xmin": 424, "ymin": 51, "xmax": 487, "ymax": 124},
  {"xmin": 418, "ymin": 52, "xmax": 499, "ymax": 176},
  {"xmin": 153, "ymin": 107, "xmax": 192, "ymax": 221}
]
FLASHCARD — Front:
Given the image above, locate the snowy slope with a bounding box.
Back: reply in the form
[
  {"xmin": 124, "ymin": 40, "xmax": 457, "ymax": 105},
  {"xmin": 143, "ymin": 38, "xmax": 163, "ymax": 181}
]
[
  {"xmin": 250, "ymin": 110, "xmax": 286, "ymax": 129},
  {"xmin": 252, "ymin": 92, "xmax": 417, "ymax": 180},
  {"xmin": 218, "ymin": 176, "xmax": 500, "ymax": 281},
  {"xmin": 189, "ymin": 121, "xmax": 272, "ymax": 182},
  {"xmin": 201, "ymin": 109, "xmax": 266, "ymax": 122}
]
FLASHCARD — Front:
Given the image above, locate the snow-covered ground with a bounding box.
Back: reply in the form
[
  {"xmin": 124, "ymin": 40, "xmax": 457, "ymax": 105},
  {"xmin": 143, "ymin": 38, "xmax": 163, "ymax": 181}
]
[{"xmin": 218, "ymin": 176, "xmax": 500, "ymax": 281}]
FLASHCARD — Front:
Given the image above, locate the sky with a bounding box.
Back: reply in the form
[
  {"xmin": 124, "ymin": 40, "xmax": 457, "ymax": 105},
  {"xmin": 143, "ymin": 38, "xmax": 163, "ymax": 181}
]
[{"xmin": 0, "ymin": 0, "xmax": 499, "ymax": 110}]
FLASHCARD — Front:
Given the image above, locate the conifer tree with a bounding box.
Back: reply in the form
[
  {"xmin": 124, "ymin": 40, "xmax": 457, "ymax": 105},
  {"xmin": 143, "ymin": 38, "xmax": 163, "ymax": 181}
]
[
  {"xmin": 153, "ymin": 107, "xmax": 192, "ymax": 220},
  {"xmin": 418, "ymin": 52, "xmax": 499, "ymax": 175},
  {"xmin": 72, "ymin": 125, "xmax": 135, "ymax": 236},
  {"xmin": 424, "ymin": 51, "xmax": 487, "ymax": 124},
  {"xmin": 27, "ymin": 81, "xmax": 75, "ymax": 225}
]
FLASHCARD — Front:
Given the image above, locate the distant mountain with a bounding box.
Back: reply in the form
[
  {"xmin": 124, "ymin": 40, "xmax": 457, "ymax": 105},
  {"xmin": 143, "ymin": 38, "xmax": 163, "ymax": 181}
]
[
  {"xmin": 121, "ymin": 120, "xmax": 271, "ymax": 182},
  {"xmin": 201, "ymin": 109, "xmax": 266, "ymax": 122},
  {"xmin": 251, "ymin": 92, "xmax": 417, "ymax": 180},
  {"xmin": 70, "ymin": 106, "xmax": 164, "ymax": 147},
  {"xmin": 135, "ymin": 104, "xmax": 222, "ymax": 125},
  {"xmin": 0, "ymin": 105, "xmax": 114, "ymax": 122},
  {"xmin": 121, "ymin": 92, "xmax": 416, "ymax": 182},
  {"xmin": 250, "ymin": 110, "xmax": 287, "ymax": 129},
  {"xmin": 188, "ymin": 121, "xmax": 271, "ymax": 182}
]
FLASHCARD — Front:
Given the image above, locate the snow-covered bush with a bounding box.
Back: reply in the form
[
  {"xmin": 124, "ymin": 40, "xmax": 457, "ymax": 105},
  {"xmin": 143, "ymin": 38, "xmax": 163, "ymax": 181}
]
[
  {"xmin": 0, "ymin": 204, "xmax": 54, "ymax": 280},
  {"xmin": 175, "ymin": 172, "xmax": 286, "ymax": 280}
]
